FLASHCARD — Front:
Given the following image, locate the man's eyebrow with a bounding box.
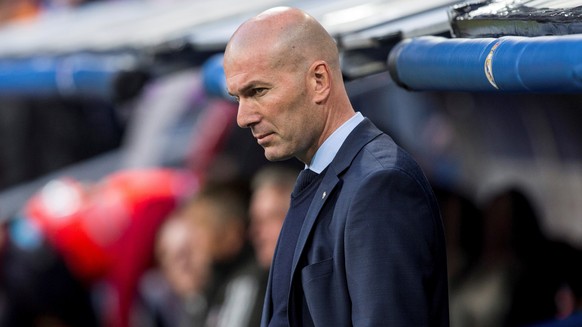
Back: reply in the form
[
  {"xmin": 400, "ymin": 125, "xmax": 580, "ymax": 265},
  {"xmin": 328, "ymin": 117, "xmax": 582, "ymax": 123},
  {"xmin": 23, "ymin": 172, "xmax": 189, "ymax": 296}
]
[{"xmin": 234, "ymin": 81, "xmax": 267, "ymax": 96}]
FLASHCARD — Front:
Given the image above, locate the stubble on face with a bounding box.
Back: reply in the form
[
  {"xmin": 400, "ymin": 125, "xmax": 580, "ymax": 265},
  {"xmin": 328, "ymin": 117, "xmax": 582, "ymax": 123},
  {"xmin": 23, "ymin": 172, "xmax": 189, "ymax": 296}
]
[
  {"xmin": 226, "ymin": 46, "xmax": 318, "ymax": 163},
  {"xmin": 258, "ymin": 74, "xmax": 316, "ymax": 163}
]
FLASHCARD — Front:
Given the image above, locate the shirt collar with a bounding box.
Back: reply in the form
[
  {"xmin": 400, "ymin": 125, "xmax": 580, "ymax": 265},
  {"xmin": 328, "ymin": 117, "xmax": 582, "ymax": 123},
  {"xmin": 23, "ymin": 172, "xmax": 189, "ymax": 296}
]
[{"xmin": 307, "ymin": 112, "xmax": 364, "ymax": 174}]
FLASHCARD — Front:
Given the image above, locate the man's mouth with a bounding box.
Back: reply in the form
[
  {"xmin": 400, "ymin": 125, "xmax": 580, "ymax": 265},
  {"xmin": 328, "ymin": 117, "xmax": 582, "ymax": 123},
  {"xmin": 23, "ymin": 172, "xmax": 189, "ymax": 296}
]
[{"xmin": 255, "ymin": 132, "xmax": 273, "ymax": 145}]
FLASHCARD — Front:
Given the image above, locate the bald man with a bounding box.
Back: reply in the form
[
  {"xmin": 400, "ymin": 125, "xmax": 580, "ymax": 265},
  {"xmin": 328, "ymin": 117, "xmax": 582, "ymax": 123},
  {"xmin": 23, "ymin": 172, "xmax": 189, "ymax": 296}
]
[{"xmin": 224, "ymin": 7, "xmax": 449, "ymax": 327}]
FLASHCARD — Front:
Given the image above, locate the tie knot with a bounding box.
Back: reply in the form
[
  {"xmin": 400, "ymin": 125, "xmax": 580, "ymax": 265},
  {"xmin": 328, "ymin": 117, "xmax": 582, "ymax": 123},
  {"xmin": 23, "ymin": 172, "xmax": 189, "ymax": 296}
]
[{"xmin": 293, "ymin": 169, "xmax": 319, "ymax": 196}]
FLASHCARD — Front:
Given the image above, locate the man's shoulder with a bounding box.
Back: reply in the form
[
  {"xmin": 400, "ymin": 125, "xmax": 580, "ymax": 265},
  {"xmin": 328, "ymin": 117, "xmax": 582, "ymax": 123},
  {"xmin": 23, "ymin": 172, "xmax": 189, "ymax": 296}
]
[
  {"xmin": 333, "ymin": 119, "xmax": 426, "ymax": 182},
  {"xmin": 358, "ymin": 133, "xmax": 419, "ymax": 172},
  {"xmin": 341, "ymin": 132, "xmax": 433, "ymax": 193}
]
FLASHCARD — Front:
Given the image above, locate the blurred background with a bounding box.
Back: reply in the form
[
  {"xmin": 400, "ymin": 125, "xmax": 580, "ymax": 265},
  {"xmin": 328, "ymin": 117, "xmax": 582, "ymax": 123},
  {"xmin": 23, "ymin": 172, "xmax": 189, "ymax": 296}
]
[{"xmin": 1, "ymin": 0, "xmax": 582, "ymax": 326}]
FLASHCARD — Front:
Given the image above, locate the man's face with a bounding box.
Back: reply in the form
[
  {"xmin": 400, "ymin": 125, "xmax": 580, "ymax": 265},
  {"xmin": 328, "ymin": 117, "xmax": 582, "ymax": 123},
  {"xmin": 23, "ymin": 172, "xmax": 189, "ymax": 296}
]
[
  {"xmin": 157, "ymin": 218, "xmax": 211, "ymax": 298},
  {"xmin": 224, "ymin": 48, "xmax": 323, "ymax": 163},
  {"xmin": 249, "ymin": 185, "xmax": 289, "ymax": 268}
]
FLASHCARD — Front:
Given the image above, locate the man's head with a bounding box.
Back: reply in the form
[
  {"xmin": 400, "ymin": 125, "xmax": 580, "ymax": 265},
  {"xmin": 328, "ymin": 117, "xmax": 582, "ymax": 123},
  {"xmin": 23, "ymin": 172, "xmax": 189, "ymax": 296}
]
[
  {"xmin": 249, "ymin": 165, "xmax": 297, "ymax": 269},
  {"xmin": 156, "ymin": 215, "xmax": 211, "ymax": 298},
  {"xmin": 224, "ymin": 7, "xmax": 354, "ymax": 165},
  {"xmin": 179, "ymin": 182, "xmax": 249, "ymax": 264}
]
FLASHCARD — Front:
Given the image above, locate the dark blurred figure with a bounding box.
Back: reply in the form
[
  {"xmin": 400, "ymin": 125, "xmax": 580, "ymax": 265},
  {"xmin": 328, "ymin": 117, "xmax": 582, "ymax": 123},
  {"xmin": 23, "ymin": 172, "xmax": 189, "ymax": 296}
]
[
  {"xmin": 433, "ymin": 186, "xmax": 483, "ymax": 288},
  {"xmin": 526, "ymin": 243, "xmax": 582, "ymax": 327},
  {"xmin": 0, "ymin": 222, "xmax": 6, "ymax": 321},
  {"xmin": 502, "ymin": 189, "xmax": 566, "ymax": 327},
  {"xmin": 0, "ymin": 219, "xmax": 99, "ymax": 327},
  {"xmin": 451, "ymin": 187, "xmax": 566, "ymax": 327},
  {"xmin": 247, "ymin": 165, "xmax": 298, "ymax": 325}
]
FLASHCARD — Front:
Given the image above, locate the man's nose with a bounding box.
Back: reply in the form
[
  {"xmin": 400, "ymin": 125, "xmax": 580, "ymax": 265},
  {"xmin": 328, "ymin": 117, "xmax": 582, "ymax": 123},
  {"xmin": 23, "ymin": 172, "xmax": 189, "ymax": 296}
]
[{"xmin": 236, "ymin": 100, "xmax": 259, "ymax": 128}]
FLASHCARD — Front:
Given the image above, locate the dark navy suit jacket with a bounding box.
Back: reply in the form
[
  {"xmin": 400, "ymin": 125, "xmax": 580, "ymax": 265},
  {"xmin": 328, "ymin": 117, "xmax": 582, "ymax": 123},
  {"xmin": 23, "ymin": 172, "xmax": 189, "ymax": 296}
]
[{"xmin": 261, "ymin": 119, "xmax": 449, "ymax": 326}]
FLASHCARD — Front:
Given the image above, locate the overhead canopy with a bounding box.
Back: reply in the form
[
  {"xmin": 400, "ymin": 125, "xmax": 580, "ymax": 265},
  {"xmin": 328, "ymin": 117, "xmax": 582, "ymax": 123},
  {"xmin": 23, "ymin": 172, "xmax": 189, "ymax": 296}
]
[
  {"xmin": 0, "ymin": 0, "xmax": 468, "ymax": 99},
  {"xmin": 0, "ymin": 0, "xmax": 287, "ymax": 58}
]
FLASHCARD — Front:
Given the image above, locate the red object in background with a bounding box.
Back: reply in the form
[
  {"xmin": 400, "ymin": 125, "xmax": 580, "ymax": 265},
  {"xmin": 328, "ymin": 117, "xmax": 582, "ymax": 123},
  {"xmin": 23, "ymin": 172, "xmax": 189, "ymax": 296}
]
[{"xmin": 24, "ymin": 168, "xmax": 200, "ymax": 327}]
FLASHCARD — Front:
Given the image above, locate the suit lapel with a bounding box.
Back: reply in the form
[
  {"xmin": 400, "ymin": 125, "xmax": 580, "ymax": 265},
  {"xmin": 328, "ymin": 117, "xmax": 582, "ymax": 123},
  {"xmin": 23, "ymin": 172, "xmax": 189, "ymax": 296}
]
[{"xmin": 289, "ymin": 119, "xmax": 383, "ymax": 282}]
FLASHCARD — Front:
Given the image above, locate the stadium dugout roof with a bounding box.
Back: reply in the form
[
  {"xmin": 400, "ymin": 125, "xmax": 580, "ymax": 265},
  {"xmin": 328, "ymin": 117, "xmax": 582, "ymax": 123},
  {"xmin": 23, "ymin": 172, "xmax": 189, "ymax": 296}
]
[{"xmin": 450, "ymin": 0, "xmax": 582, "ymax": 38}]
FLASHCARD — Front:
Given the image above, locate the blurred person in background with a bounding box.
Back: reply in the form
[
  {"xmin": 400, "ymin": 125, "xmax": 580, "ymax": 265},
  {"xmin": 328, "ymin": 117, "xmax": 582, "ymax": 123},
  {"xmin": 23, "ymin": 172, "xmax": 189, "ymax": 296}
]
[
  {"xmin": 433, "ymin": 186, "xmax": 483, "ymax": 289},
  {"xmin": 450, "ymin": 188, "xmax": 567, "ymax": 327},
  {"xmin": 527, "ymin": 243, "xmax": 582, "ymax": 327},
  {"xmin": 249, "ymin": 166, "xmax": 298, "ymax": 270},
  {"xmin": 247, "ymin": 165, "xmax": 298, "ymax": 325},
  {"xmin": 502, "ymin": 189, "xmax": 567, "ymax": 327},
  {"xmin": 177, "ymin": 179, "xmax": 264, "ymax": 327},
  {"xmin": 136, "ymin": 213, "xmax": 212, "ymax": 327},
  {"xmin": 0, "ymin": 218, "xmax": 99, "ymax": 327}
]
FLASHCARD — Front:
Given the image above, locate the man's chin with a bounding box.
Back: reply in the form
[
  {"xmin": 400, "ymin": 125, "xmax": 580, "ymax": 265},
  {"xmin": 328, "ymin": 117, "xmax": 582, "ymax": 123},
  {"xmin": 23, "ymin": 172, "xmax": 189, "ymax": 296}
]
[{"xmin": 263, "ymin": 149, "xmax": 292, "ymax": 162}]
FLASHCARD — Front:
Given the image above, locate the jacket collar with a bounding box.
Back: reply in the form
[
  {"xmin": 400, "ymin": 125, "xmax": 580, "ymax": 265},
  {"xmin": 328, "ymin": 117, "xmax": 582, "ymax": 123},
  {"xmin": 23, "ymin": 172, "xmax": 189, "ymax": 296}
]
[
  {"xmin": 290, "ymin": 118, "xmax": 383, "ymax": 283},
  {"xmin": 327, "ymin": 118, "xmax": 383, "ymax": 177}
]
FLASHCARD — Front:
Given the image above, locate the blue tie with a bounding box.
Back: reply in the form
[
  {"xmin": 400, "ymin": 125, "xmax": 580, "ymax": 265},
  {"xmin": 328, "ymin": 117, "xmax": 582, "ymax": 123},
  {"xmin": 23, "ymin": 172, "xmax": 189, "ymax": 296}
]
[{"xmin": 293, "ymin": 169, "xmax": 319, "ymax": 196}]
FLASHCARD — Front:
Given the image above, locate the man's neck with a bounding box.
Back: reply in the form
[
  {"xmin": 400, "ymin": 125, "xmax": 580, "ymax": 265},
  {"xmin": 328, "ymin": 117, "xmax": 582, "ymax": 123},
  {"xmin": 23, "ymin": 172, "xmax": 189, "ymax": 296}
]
[{"xmin": 306, "ymin": 112, "xmax": 364, "ymax": 173}]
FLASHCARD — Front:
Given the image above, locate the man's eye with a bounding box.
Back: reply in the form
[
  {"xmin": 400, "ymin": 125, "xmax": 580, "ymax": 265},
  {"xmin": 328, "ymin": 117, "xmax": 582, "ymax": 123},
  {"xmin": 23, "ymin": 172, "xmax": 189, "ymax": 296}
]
[{"xmin": 252, "ymin": 88, "xmax": 267, "ymax": 97}]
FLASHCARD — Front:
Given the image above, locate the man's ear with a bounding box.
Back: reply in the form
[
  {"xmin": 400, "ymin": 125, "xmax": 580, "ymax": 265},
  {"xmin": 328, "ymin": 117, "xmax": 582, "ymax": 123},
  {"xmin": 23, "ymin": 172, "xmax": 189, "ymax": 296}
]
[{"xmin": 310, "ymin": 61, "xmax": 331, "ymax": 104}]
